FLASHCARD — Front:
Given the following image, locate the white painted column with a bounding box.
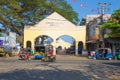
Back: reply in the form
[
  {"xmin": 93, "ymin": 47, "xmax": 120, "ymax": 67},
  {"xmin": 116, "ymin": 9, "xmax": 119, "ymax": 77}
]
[
  {"xmin": 31, "ymin": 40, "xmax": 35, "ymax": 53},
  {"xmin": 52, "ymin": 41, "xmax": 56, "ymax": 55},
  {"xmin": 75, "ymin": 41, "xmax": 79, "ymax": 55}
]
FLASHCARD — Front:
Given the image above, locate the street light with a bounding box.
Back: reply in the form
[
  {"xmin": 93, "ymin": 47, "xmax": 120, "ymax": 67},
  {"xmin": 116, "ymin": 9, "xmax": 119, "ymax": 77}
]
[{"xmin": 98, "ymin": 3, "xmax": 111, "ymax": 22}]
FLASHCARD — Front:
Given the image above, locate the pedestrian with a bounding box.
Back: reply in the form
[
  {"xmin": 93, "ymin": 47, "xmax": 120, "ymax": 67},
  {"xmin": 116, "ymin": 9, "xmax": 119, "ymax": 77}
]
[
  {"xmin": 49, "ymin": 48, "xmax": 53, "ymax": 56},
  {"xmin": 26, "ymin": 50, "xmax": 31, "ymax": 60}
]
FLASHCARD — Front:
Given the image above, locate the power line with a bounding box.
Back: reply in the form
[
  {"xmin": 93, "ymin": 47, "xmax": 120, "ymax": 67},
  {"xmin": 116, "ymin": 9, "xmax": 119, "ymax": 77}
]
[{"xmin": 97, "ymin": 2, "xmax": 111, "ymax": 48}]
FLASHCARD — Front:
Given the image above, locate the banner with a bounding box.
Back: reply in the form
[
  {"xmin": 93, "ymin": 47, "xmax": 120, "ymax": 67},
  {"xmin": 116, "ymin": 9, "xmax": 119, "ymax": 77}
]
[
  {"xmin": 8, "ymin": 32, "xmax": 16, "ymax": 47},
  {"xmin": 0, "ymin": 40, "xmax": 3, "ymax": 46}
]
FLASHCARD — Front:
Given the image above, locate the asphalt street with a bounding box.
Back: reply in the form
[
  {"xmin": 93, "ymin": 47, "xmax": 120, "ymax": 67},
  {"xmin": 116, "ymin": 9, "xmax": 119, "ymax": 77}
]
[{"xmin": 0, "ymin": 55, "xmax": 120, "ymax": 80}]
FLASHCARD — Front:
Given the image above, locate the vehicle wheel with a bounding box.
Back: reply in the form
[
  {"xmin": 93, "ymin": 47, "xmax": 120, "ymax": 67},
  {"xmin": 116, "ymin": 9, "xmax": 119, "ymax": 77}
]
[
  {"xmin": 93, "ymin": 57, "xmax": 96, "ymax": 60},
  {"xmin": 108, "ymin": 58, "xmax": 112, "ymax": 60},
  {"xmin": 52, "ymin": 57, "xmax": 56, "ymax": 62}
]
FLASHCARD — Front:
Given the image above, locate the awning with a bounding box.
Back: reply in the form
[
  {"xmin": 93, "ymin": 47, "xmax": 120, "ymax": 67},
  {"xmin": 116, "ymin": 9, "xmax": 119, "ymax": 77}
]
[
  {"xmin": 86, "ymin": 40, "xmax": 98, "ymax": 43},
  {"xmin": 106, "ymin": 37, "xmax": 120, "ymax": 44}
]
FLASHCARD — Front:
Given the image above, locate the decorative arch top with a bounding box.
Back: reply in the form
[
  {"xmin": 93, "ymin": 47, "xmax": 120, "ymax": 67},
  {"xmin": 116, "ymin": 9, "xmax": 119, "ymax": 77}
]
[{"xmin": 25, "ymin": 12, "xmax": 85, "ymax": 31}]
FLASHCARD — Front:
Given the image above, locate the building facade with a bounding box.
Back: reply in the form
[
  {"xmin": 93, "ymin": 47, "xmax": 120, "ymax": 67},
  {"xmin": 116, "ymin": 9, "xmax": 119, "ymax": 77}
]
[
  {"xmin": 86, "ymin": 14, "xmax": 120, "ymax": 57},
  {"xmin": 86, "ymin": 14, "xmax": 111, "ymax": 53},
  {"xmin": 24, "ymin": 12, "xmax": 86, "ymax": 55}
]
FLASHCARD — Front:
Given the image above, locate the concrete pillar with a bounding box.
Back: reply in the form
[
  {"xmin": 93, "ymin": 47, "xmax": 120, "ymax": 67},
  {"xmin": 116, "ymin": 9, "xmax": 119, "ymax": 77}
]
[
  {"xmin": 30, "ymin": 40, "xmax": 34, "ymax": 52},
  {"xmin": 83, "ymin": 42, "xmax": 86, "ymax": 50},
  {"xmin": 52, "ymin": 41, "xmax": 56, "ymax": 55},
  {"xmin": 23, "ymin": 40, "xmax": 26, "ymax": 48},
  {"xmin": 75, "ymin": 41, "xmax": 79, "ymax": 55},
  {"xmin": 112, "ymin": 44, "xmax": 116, "ymax": 57}
]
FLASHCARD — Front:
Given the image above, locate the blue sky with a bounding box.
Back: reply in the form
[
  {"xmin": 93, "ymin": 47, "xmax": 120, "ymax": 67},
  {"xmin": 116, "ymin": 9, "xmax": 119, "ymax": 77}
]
[
  {"xmin": 66, "ymin": 0, "xmax": 120, "ymax": 21},
  {"xmin": 62, "ymin": 0, "xmax": 120, "ymax": 44},
  {"xmin": 1, "ymin": 0, "xmax": 120, "ymax": 44}
]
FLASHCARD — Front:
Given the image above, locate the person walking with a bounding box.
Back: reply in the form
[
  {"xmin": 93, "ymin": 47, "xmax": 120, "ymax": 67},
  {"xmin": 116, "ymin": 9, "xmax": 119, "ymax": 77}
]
[{"xmin": 49, "ymin": 48, "xmax": 53, "ymax": 56}]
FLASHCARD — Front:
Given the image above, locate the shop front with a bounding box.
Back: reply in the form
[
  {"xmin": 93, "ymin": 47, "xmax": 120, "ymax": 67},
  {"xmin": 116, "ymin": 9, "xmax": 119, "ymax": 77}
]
[{"xmin": 106, "ymin": 37, "xmax": 120, "ymax": 57}]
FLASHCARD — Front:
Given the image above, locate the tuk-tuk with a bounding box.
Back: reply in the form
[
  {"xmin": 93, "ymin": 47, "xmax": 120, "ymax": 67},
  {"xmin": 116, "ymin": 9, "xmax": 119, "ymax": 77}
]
[
  {"xmin": 116, "ymin": 52, "xmax": 120, "ymax": 60},
  {"xmin": 95, "ymin": 48, "xmax": 113, "ymax": 60},
  {"xmin": 34, "ymin": 45, "xmax": 56, "ymax": 62},
  {"xmin": 0, "ymin": 46, "xmax": 10, "ymax": 57},
  {"xmin": 0, "ymin": 46, "xmax": 4, "ymax": 56}
]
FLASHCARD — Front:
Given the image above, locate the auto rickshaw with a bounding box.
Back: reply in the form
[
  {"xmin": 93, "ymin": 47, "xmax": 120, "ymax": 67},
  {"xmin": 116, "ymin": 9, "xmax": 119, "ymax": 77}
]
[
  {"xmin": 0, "ymin": 46, "xmax": 5, "ymax": 56},
  {"xmin": 95, "ymin": 48, "xmax": 113, "ymax": 60},
  {"xmin": 116, "ymin": 52, "xmax": 120, "ymax": 60},
  {"xmin": 34, "ymin": 45, "xmax": 56, "ymax": 62},
  {"xmin": 0, "ymin": 46, "xmax": 10, "ymax": 57}
]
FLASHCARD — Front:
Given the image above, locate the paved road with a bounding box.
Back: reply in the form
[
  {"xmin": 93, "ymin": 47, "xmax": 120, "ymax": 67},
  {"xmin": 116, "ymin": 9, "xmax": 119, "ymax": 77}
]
[{"xmin": 0, "ymin": 55, "xmax": 120, "ymax": 80}]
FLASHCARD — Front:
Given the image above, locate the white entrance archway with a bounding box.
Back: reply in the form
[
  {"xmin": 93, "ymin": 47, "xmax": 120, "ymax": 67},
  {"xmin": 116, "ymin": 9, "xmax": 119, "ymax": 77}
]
[{"xmin": 24, "ymin": 12, "xmax": 86, "ymax": 55}]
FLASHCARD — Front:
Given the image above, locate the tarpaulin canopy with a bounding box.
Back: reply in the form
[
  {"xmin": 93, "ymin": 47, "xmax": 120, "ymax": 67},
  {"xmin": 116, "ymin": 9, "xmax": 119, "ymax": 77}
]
[{"xmin": 86, "ymin": 40, "xmax": 98, "ymax": 43}]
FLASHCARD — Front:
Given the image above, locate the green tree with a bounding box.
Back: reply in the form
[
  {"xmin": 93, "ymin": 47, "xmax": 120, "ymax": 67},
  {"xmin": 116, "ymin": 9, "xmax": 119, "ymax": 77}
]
[
  {"xmin": 0, "ymin": 0, "xmax": 79, "ymax": 36},
  {"xmin": 101, "ymin": 9, "xmax": 120, "ymax": 36},
  {"xmin": 0, "ymin": 0, "xmax": 22, "ymax": 35}
]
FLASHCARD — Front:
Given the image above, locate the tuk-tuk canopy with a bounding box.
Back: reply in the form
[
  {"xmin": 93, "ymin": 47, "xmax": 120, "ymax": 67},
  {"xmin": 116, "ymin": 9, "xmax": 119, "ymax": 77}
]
[{"xmin": 96, "ymin": 48, "xmax": 111, "ymax": 53}]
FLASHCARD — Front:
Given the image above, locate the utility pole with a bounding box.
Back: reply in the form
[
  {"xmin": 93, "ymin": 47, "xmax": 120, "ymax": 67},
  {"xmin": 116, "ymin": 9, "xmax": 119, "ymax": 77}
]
[{"xmin": 97, "ymin": 2, "xmax": 111, "ymax": 48}]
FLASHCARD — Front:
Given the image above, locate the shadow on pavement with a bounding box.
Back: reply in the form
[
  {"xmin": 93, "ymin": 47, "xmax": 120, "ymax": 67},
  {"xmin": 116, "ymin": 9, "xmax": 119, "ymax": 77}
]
[
  {"xmin": 103, "ymin": 62, "xmax": 120, "ymax": 67},
  {"xmin": 0, "ymin": 69, "xmax": 93, "ymax": 80}
]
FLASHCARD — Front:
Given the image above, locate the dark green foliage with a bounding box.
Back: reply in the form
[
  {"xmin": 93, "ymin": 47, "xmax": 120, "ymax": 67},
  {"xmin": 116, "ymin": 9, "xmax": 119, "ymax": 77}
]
[
  {"xmin": 0, "ymin": 0, "xmax": 79, "ymax": 35},
  {"xmin": 101, "ymin": 9, "xmax": 120, "ymax": 36}
]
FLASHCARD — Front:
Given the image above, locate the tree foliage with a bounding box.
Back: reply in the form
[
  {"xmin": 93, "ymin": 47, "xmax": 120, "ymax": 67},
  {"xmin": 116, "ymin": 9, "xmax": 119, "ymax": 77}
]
[
  {"xmin": 0, "ymin": 0, "xmax": 22, "ymax": 35},
  {"xmin": 101, "ymin": 9, "xmax": 120, "ymax": 36},
  {"xmin": 0, "ymin": 0, "xmax": 79, "ymax": 36}
]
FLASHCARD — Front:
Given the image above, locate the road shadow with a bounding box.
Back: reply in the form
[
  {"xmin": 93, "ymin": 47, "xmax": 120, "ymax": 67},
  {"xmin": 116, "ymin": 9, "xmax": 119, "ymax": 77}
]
[
  {"xmin": 103, "ymin": 62, "xmax": 120, "ymax": 67},
  {"xmin": 0, "ymin": 69, "xmax": 93, "ymax": 80}
]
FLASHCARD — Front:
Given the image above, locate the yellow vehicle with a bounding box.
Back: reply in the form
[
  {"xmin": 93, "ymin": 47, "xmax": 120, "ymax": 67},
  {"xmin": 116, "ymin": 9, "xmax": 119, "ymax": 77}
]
[
  {"xmin": 34, "ymin": 45, "xmax": 56, "ymax": 62},
  {"xmin": 0, "ymin": 46, "xmax": 9, "ymax": 57}
]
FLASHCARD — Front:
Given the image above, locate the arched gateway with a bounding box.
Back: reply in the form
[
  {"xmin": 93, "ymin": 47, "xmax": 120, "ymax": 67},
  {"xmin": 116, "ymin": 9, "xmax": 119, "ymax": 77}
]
[{"xmin": 24, "ymin": 12, "xmax": 86, "ymax": 55}]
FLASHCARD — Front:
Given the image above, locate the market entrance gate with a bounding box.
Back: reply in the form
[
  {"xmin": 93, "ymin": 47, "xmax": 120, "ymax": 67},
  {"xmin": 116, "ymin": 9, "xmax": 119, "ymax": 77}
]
[{"xmin": 24, "ymin": 12, "xmax": 86, "ymax": 55}]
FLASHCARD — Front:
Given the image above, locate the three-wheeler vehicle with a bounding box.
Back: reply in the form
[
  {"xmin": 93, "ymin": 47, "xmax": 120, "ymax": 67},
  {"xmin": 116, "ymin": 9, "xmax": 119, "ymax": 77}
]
[
  {"xmin": 0, "ymin": 46, "xmax": 10, "ymax": 57},
  {"xmin": 95, "ymin": 48, "xmax": 113, "ymax": 60},
  {"xmin": 34, "ymin": 45, "xmax": 56, "ymax": 62}
]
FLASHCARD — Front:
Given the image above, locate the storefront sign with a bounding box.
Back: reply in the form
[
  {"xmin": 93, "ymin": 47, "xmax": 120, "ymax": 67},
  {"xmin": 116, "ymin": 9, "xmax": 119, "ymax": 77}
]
[
  {"xmin": 8, "ymin": 32, "xmax": 16, "ymax": 47},
  {"xmin": 46, "ymin": 22, "xmax": 63, "ymax": 26}
]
